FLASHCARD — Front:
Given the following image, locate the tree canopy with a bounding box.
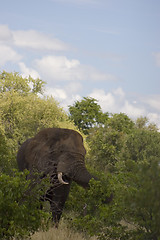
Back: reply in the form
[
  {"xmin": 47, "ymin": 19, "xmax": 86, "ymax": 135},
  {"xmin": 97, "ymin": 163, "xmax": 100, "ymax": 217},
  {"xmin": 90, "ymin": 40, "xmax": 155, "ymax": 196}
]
[
  {"xmin": 68, "ymin": 97, "xmax": 109, "ymax": 134},
  {"xmin": 66, "ymin": 117, "xmax": 160, "ymax": 240},
  {"xmin": 67, "ymin": 99, "xmax": 160, "ymax": 239},
  {"xmin": 0, "ymin": 71, "xmax": 45, "ymax": 95}
]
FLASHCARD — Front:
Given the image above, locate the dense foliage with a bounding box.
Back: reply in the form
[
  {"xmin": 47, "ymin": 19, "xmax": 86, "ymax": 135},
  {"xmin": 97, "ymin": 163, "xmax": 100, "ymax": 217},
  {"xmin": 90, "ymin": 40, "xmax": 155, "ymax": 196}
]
[
  {"xmin": 0, "ymin": 170, "xmax": 49, "ymax": 239},
  {"xmin": 69, "ymin": 97, "xmax": 109, "ymax": 134},
  {"xmin": 0, "ymin": 71, "xmax": 160, "ymax": 240},
  {"xmin": 0, "ymin": 71, "xmax": 75, "ymax": 239},
  {"xmin": 87, "ymin": 113, "xmax": 135, "ymax": 172},
  {"xmin": 114, "ymin": 128, "xmax": 160, "ymax": 239},
  {"xmin": 66, "ymin": 102, "xmax": 160, "ymax": 240}
]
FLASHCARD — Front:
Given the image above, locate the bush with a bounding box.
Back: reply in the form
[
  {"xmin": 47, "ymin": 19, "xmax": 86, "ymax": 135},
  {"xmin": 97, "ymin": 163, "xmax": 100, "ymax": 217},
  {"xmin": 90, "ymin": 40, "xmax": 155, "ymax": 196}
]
[
  {"xmin": 0, "ymin": 170, "xmax": 50, "ymax": 239},
  {"xmin": 113, "ymin": 129, "xmax": 160, "ymax": 240},
  {"xmin": 65, "ymin": 173, "xmax": 113, "ymax": 237},
  {"xmin": 69, "ymin": 119, "xmax": 160, "ymax": 240}
]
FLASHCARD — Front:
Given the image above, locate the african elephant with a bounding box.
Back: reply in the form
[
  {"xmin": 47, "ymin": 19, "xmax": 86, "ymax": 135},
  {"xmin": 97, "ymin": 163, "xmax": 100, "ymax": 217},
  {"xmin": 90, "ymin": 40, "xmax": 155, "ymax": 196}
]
[{"xmin": 17, "ymin": 128, "xmax": 95, "ymax": 224}]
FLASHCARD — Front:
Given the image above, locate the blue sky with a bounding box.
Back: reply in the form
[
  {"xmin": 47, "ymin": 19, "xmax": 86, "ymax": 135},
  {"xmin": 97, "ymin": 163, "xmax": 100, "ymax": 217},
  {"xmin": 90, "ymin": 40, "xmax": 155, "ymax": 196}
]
[{"xmin": 0, "ymin": 0, "xmax": 160, "ymax": 128}]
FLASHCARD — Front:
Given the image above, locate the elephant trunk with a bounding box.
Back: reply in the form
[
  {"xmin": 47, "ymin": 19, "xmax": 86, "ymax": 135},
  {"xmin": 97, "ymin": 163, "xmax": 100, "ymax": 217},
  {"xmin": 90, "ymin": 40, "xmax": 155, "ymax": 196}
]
[
  {"xmin": 72, "ymin": 164, "xmax": 94, "ymax": 188},
  {"xmin": 57, "ymin": 152, "xmax": 94, "ymax": 188}
]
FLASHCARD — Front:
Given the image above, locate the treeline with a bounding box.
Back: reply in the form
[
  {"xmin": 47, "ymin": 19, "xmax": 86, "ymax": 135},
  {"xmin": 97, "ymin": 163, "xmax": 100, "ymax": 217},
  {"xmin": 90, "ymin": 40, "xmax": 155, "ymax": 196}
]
[
  {"xmin": 0, "ymin": 71, "xmax": 160, "ymax": 240},
  {"xmin": 67, "ymin": 96, "xmax": 160, "ymax": 240}
]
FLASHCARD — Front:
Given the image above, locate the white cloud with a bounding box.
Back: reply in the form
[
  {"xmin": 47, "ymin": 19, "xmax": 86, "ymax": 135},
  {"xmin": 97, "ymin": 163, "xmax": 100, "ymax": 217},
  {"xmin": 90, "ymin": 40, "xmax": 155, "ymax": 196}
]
[
  {"xmin": 0, "ymin": 24, "xmax": 13, "ymax": 42},
  {"xmin": 121, "ymin": 101, "xmax": 145, "ymax": 118},
  {"xmin": 143, "ymin": 95, "xmax": 160, "ymax": 111},
  {"xmin": 90, "ymin": 88, "xmax": 146, "ymax": 118},
  {"xmin": 0, "ymin": 25, "xmax": 21, "ymax": 65},
  {"xmin": 0, "ymin": 44, "xmax": 22, "ymax": 65},
  {"xmin": 12, "ymin": 30, "xmax": 69, "ymax": 51},
  {"xmin": 19, "ymin": 62, "xmax": 40, "ymax": 79},
  {"xmin": 65, "ymin": 81, "xmax": 82, "ymax": 93},
  {"xmin": 0, "ymin": 25, "xmax": 116, "ymax": 84},
  {"xmin": 113, "ymin": 87, "xmax": 125, "ymax": 98},
  {"xmin": 89, "ymin": 88, "xmax": 160, "ymax": 129},
  {"xmin": 45, "ymin": 86, "xmax": 81, "ymax": 110},
  {"xmin": 46, "ymin": 87, "xmax": 67, "ymax": 100},
  {"xmin": 0, "ymin": 25, "xmax": 69, "ymax": 52},
  {"xmin": 153, "ymin": 52, "xmax": 160, "ymax": 67},
  {"xmin": 90, "ymin": 89, "xmax": 116, "ymax": 112},
  {"xmin": 34, "ymin": 55, "xmax": 117, "ymax": 82},
  {"xmin": 34, "ymin": 55, "xmax": 80, "ymax": 82},
  {"xmin": 61, "ymin": 93, "xmax": 82, "ymax": 110},
  {"xmin": 147, "ymin": 113, "xmax": 160, "ymax": 129}
]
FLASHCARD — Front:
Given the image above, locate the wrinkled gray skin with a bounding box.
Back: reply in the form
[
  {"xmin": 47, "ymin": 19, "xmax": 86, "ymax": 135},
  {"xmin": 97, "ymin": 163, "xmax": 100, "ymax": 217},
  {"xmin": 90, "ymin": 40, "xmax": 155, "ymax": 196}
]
[{"xmin": 17, "ymin": 128, "xmax": 94, "ymax": 224}]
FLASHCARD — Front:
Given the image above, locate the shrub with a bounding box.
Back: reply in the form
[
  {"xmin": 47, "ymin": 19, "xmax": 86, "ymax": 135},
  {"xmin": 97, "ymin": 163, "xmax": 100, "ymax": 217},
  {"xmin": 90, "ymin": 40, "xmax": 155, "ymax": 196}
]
[{"xmin": 0, "ymin": 170, "xmax": 50, "ymax": 239}]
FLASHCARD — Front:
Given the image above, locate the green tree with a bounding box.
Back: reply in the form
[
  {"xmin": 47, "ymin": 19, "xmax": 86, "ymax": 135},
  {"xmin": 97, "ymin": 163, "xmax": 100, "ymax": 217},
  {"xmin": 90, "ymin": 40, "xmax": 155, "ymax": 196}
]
[
  {"xmin": 0, "ymin": 71, "xmax": 45, "ymax": 95},
  {"xmin": 113, "ymin": 128, "xmax": 160, "ymax": 240},
  {"xmin": 65, "ymin": 174, "xmax": 114, "ymax": 238},
  {"xmin": 68, "ymin": 97, "xmax": 109, "ymax": 134},
  {"xmin": 70, "ymin": 114, "xmax": 160, "ymax": 240},
  {"xmin": 108, "ymin": 113, "xmax": 135, "ymax": 133},
  {"xmin": 135, "ymin": 116, "xmax": 158, "ymax": 131},
  {"xmin": 0, "ymin": 71, "xmax": 74, "ymax": 173},
  {"xmin": 87, "ymin": 113, "xmax": 135, "ymax": 172}
]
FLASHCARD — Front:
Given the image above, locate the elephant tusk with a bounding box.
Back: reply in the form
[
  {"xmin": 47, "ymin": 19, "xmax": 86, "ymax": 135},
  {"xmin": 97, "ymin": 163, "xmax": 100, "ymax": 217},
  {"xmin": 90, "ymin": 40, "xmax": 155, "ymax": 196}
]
[{"xmin": 58, "ymin": 172, "xmax": 69, "ymax": 185}]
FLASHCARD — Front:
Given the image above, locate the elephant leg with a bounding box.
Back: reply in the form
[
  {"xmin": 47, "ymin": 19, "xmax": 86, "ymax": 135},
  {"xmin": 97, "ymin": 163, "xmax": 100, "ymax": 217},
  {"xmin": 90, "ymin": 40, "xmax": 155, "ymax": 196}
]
[{"xmin": 48, "ymin": 184, "xmax": 71, "ymax": 225}]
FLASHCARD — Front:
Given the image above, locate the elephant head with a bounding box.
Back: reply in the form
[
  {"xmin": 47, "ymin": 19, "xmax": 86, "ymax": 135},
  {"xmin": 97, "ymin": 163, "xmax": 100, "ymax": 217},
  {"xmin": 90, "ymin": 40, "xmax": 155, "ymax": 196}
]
[{"xmin": 17, "ymin": 128, "xmax": 95, "ymax": 223}]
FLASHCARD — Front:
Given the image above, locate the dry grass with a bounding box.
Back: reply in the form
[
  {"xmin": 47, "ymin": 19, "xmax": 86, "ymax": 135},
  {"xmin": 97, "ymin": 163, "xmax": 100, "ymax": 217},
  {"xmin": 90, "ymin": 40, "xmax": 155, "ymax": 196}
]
[{"xmin": 31, "ymin": 221, "xmax": 97, "ymax": 240}]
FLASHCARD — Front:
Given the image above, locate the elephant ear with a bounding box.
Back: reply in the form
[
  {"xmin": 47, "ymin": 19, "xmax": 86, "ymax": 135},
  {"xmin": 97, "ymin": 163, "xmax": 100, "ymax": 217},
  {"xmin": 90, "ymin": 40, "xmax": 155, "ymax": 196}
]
[
  {"xmin": 24, "ymin": 128, "xmax": 60, "ymax": 170},
  {"xmin": 25, "ymin": 139, "xmax": 51, "ymax": 172}
]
